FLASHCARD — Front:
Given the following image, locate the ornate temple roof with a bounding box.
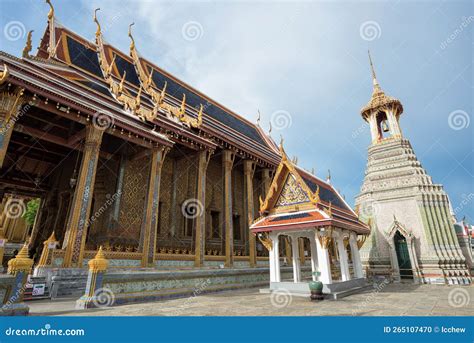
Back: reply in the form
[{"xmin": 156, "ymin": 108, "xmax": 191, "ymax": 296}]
[
  {"xmin": 360, "ymin": 51, "xmax": 403, "ymax": 119},
  {"xmin": 250, "ymin": 143, "xmax": 369, "ymax": 234},
  {"xmin": 32, "ymin": 8, "xmax": 276, "ymax": 158}
]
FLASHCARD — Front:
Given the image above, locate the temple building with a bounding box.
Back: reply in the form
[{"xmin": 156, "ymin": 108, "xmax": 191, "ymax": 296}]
[
  {"xmin": 355, "ymin": 52, "xmax": 471, "ymax": 285},
  {"xmin": 250, "ymin": 144, "xmax": 369, "ymax": 298},
  {"xmin": 0, "ymin": 1, "xmax": 371, "ymax": 301},
  {"xmin": 0, "ymin": 2, "xmax": 282, "ymax": 275}
]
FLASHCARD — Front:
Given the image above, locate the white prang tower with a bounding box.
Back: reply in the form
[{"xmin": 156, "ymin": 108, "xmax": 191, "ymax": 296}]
[{"xmin": 355, "ymin": 52, "xmax": 471, "ymax": 285}]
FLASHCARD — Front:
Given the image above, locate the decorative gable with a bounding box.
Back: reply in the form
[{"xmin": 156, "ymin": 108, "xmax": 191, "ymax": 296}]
[{"xmin": 275, "ymin": 174, "xmax": 310, "ymax": 207}]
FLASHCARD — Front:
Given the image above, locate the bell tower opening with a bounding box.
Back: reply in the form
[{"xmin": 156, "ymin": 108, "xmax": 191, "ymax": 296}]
[{"xmin": 375, "ymin": 110, "xmax": 390, "ymax": 140}]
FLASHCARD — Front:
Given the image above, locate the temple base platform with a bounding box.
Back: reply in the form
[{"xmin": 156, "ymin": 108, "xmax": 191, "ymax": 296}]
[{"xmin": 261, "ymin": 277, "xmax": 370, "ymax": 300}]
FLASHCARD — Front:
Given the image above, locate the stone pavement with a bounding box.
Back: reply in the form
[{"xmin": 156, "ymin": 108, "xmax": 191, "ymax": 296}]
[{"xmin": 27, "ymin": 283, "xmax": 472, "ymax": 316}]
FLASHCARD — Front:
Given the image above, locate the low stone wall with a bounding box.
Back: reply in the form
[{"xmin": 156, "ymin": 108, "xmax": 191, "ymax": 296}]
[{"xmin": 77, "ymin": 266, "xmax": 311, "ymax": 308}]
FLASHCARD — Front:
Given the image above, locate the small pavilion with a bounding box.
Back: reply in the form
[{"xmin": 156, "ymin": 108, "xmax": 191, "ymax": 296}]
[{"xmin": 250, "ymin": 143, "xmax": 370, "ymax": 297}]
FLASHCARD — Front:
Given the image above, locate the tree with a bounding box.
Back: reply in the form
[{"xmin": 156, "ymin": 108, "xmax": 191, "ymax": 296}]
[{"xmin": 22, "ymin": 198, "xmax": 40, "ymax": 227}]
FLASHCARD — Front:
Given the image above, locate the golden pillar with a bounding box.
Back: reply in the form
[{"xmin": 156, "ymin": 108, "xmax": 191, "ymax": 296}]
[
  {"xmin": 223, "ymin": 150, "xmax": 235, "ymax": 268},
  {"xmin": 194, "ymin": 150, "xmax": 211, "ymax": 267},
  {"xmin": 140, "ymin": 146, "xmax": 167, "ymax": 267},
  {"xmin": 243, "ymin": 160, "xmax": 256, "ymax": 267},
  {"xmin": 63, "ymin": 124, "xmax": 104, "ymax": 268},
  {"xmin": 0, "ymin": 86, "xmax": 24, "ymax": 169}
]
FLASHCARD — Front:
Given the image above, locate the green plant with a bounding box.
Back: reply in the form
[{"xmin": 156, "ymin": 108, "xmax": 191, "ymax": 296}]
[{"xmin": 22, "ymin": 198, "xmax": 40, "ymax": 227}]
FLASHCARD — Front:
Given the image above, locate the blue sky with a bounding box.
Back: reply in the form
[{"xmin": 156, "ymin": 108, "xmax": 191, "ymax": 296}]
[{"xmin": 1, "ymin": 0, "xmax": 472, "ymax": 221}]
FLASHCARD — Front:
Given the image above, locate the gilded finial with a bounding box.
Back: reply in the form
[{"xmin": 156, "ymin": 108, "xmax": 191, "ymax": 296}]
[
  {"xmin": 128, "ymin": 23, "xmax": 135, "ymax": 52},
  {"xmin": 368, "ymin": 50, "xmax": 379, "ymax": 87},
  {"xmin": 118, "ymin": 70, "xmax": 126, "ymax": 93},
  {"xmin": 107, "ymin": 54, "xmax": 116, "ymax": 76},
  {"xmin": 268, "ymin": 121, "xmax": 272, "ymax": 134},
  {"xmin": 179, "ymin": 93, "xmax": 186, "ymax": 115},
  {"xmin": 146, "ymin": 68, "xmax": 154, "ymax": 88},
  {"xmin": 22, "ymin": 30, "xmax": 33, "ymax": 58},
  {"xmin": 160, "ymin": 81, "xmax": 167, "ymax": 103},
  {"xmin": 46, "ymin": 0, "xmax": 54, "ymax": 20},
  {"xmin": 93, "ymin": 8, "xmax": 102, "ymax": 37},
  {"xmin": 326, "ymin": 169, "xmax": 331, "ymax": 184},
  {"xmin": 279, "ymin": 134, "xmax": 284, "ymax": 148},
  {"xmin": 257, "ymin": 110, "xmax": 261, "ymax": 126},
  {"xmin": 135, "ymin": 85, "xmax": 142, "ymax": 108},
  {"xmin": 0, "ymin": 64, "xmax": 9, "ymax": 85}
]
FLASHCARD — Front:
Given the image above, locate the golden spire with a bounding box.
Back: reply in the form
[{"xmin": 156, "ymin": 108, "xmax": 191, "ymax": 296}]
[
  {"xmin": 46, "ymin": 0, "xmax": 57, "ymax": 59},
  {"xmin": 94, "ymin": 8, "xmax": 102, "ymax": 38},
  {"xmin": 326, "ymin": 169, "xmax": 331, "ymax": 184},
  {"xmin": 279, "ymin": 134, "xmax": 284, "ymax": 149},
  {"xmin": 128, "ymin": 23, "xmax": 136, "ymax": 52},
  {"xmin": 22, "ymin": 30, "xmax": 33, "ymax": 58},
  {"xmin": 368, "ymin": 50, "xmax": 379, "ymax": 88},
  {"xmin": 46, "ymin": 0, "xmax": 54, "ymax": 20}
]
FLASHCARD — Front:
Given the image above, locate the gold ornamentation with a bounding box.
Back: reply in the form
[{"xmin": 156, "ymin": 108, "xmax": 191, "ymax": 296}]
[
  {"xmin": 323, "ymin": 201, "xmax": 333, "ymax": 217},
  {"xmin": 259, "ymin": 143, "xmax": 320, "ymax": 213},
  {"xmin": 257, "ymin": 232, "xmax": 273, "ymax": 251},
  {"xmin": 7, "ymin": 243, "xmax": 33, "ymax": 274},
  {"xmin": 45, "ymin": 0, "xmax": 57, "ymax": 58},
  {"xmin": 128, "ymin": 23, "xmax": 203, "ymax": 127},
  {"xmin": 88, "ymin": 246, "xmax": 109, "ymax": 272},
  {"xmin": 94, "ymin": 9, "xmax": 160, "ymax": 122},
  {"xmin": 357, "ymin": 235, "xmax": 367, "ymax": 249},
  {"xmin": 22, "ymin": 30, "xmax": 33, "ymax": 58},
  {"xmin": 37, "ymin": 231, "xmax": 57, "ymax": 267},
  {"xmin": 0, "ymin": 64, "xmax": 9, "ymax": 85},
  {"xmin": 275, "ymin": 174, "xmax": 309, "ymax": 206}
]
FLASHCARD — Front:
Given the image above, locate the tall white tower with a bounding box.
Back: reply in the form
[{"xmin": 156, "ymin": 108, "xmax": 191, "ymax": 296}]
[{"xmin": 355, "ymin": 52, "xmax": 471, "ymax": 285}]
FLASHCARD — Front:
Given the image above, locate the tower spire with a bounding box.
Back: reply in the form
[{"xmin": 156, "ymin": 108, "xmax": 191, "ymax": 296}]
[{"xmin": 368, "ymin": 50, "xmax": 379, "ymax": 88}]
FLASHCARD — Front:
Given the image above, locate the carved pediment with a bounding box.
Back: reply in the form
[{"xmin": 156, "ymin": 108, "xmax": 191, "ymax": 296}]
[{"xmin": 275, "ymin": 174, "xmax": 310, "ymax": 207}]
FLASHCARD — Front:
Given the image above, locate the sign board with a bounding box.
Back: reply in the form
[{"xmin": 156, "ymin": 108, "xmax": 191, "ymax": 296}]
[{"xmin": 32, "ymin": 283, "xmax": 46, "ymax": 296}]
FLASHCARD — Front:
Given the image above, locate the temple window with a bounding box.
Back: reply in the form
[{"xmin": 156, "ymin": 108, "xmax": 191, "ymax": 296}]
[
  {"xmin": 233, "ymin": 214, "xmax": 241, "ymax": 240},
  {"xmin": 210, "ymin": 210, "xmax": 220, "ymax": 239}
]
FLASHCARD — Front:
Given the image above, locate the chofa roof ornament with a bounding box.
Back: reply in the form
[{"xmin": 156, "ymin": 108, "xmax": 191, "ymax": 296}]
[{"xmin": 128, "ymin": 23, "xmax": 203, "ymax": 128}]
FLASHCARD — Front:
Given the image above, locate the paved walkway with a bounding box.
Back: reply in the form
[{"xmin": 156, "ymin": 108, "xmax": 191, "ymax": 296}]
[{"xmin": 27, "ymin": 283, "xmax": 472, "ymax": 316}]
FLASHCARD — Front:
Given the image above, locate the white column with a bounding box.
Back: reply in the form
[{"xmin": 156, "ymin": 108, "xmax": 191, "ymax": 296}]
[
  {"xmin": 349, "ymin": 233, "xmax": 363, "ymax": 278},
  {"xmin": 316, "ymin": 232, "xmax": 332, "ymax": 284},
  {"xmin": 335, "ymin": 231, "xmax": 351, "ymax": 281},
  {"xmin": 269, "ymin": 232, "xmax": 280, "ymax": 282},
  {"xmin": 290, "ymin": 235, "xmax": 301, "ymax": 283},
  {"xmin": 309, "ymin": 235, "xmax": 318, "ymax": 281}
]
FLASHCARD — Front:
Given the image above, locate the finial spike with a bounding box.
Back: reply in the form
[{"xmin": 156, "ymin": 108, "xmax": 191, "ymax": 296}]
[
  {"xmin": 257, "ymin": 110, "xmax": 261, "ymax": 126},
  {"xmin": 268, "ymin": 121, "xmax": 272, "ymax": 134},
  {"xmin": 326, "ymin": 169, "xmax": 331, "ymax": 184},
  {"xmin": 368, "ymin": 50, "xmax": 379, "ymax": 87},
  {"xmin": 22, "ymin": 30, "xmax": 33, "ymax": 58}
]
